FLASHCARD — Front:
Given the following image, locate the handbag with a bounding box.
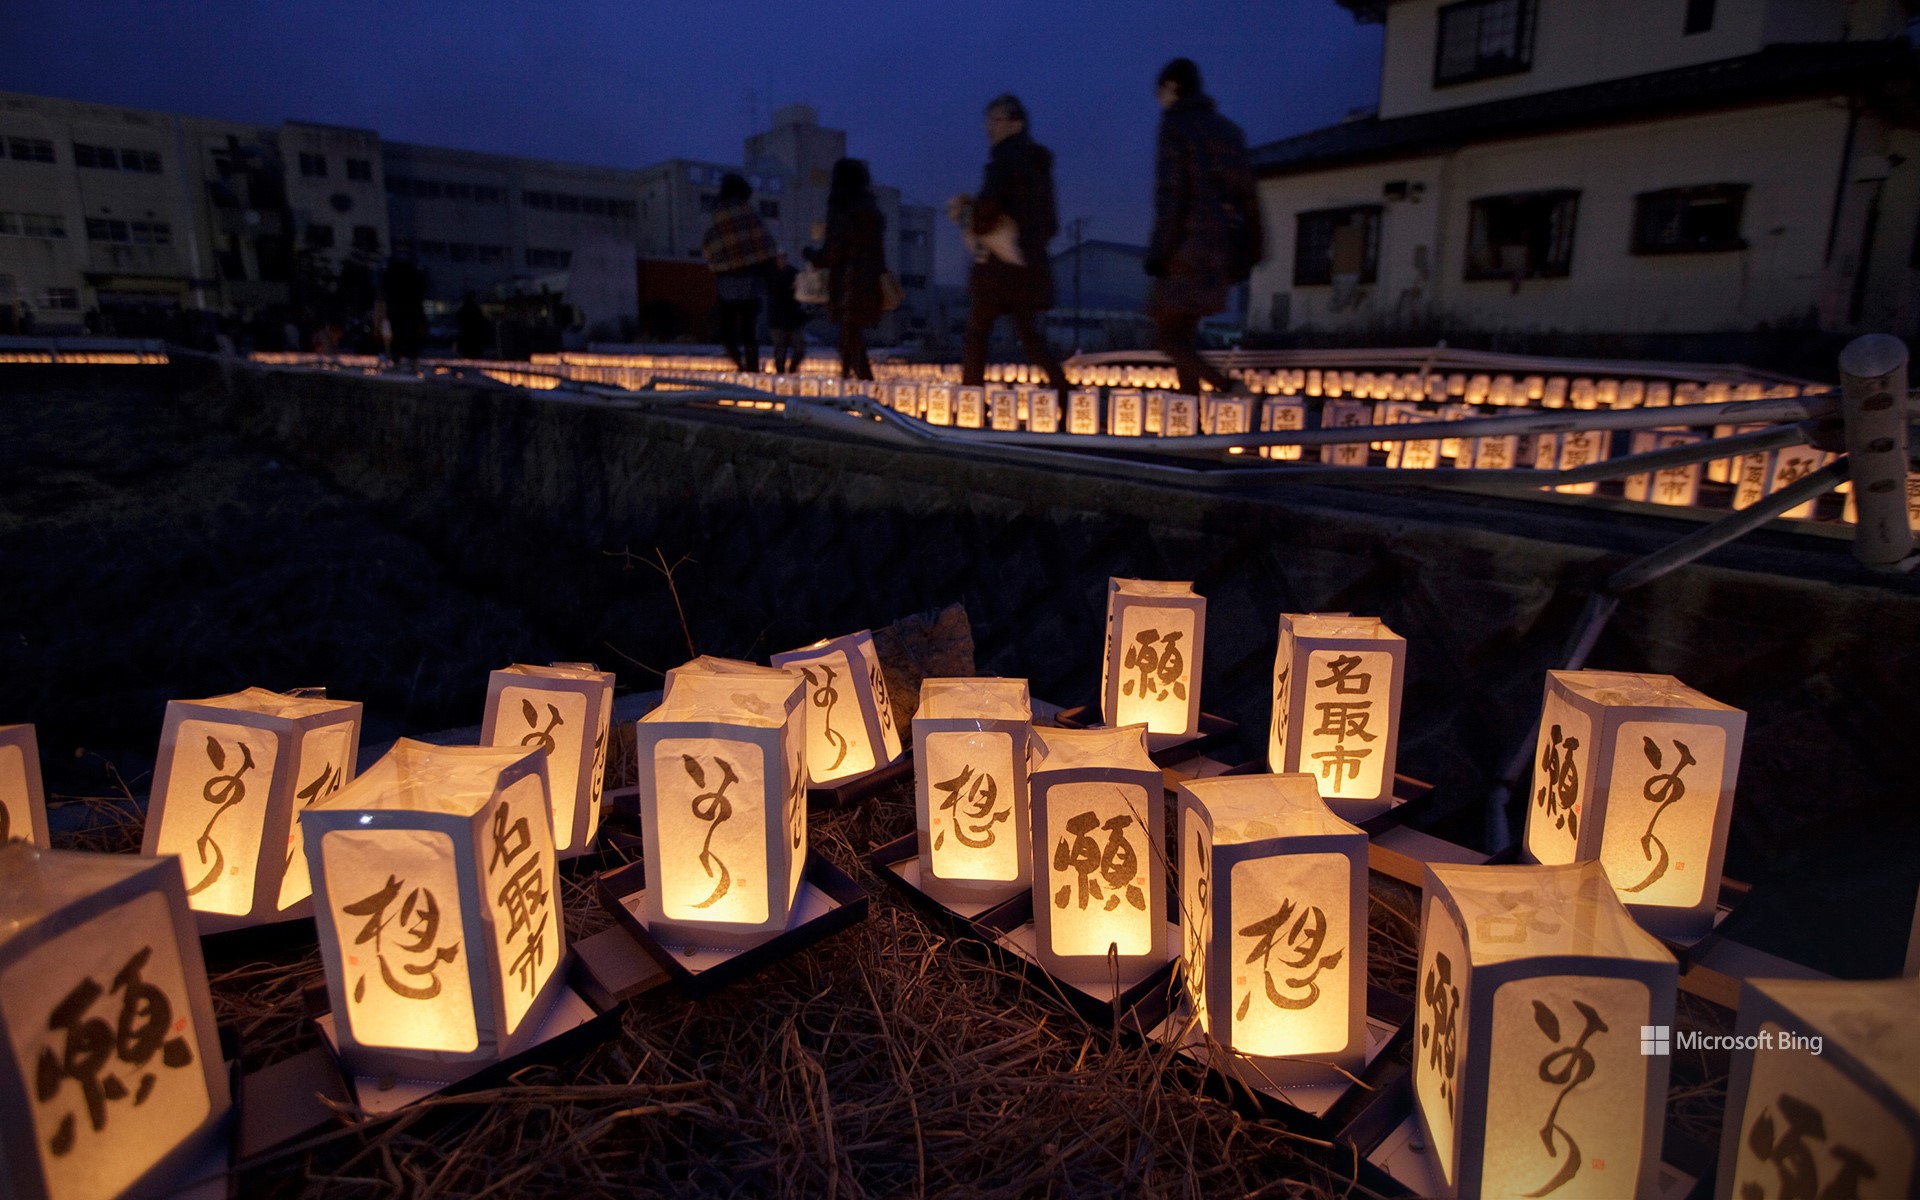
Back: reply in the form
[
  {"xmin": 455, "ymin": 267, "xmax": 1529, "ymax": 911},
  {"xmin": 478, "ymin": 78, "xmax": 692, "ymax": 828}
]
[
  {"xmin": 795, "ymin": 267, "xmax": 829, "ymax": 306},
  {"xmin": 879, "ymin": 271, "xmax": 905, "ymax": 312}
]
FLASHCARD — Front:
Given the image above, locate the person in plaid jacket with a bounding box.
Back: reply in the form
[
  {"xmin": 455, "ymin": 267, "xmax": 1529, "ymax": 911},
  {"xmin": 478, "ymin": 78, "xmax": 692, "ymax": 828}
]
[{"xmin": 702, "ymin": 173, "xmax": 779, "ymax": 372}]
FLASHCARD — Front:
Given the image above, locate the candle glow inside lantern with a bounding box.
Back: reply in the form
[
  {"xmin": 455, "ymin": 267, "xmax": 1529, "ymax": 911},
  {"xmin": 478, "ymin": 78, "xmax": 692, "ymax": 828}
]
[
  {"xmin": 636, "ymin": 663, "xmax": 806, "ymax": 949},
  {"xmin": 770, "ymin": 629, "xmax": 902, "ymax": 787},
  {"xmin": 143, "ymin": 687, "xmax": 363, "ymax": 932},
  {"xmin": 1177, "ymin": 773, "xmax": 1367, "ymax": 1078},
  {"xmin": 480, "ymin": 662, "xmax": 614, "ymax": 860},
  {"xmin": 1523, "ymin": 670, "xmax": 1746, "ymax": 939},
  {"xmin": 1717, "ymin": 975, "xmax": 1920, "ymax": 1200},
  {"xmin": 1100, "ymin": 578, "xmax": 1206, "ymax": 741},
  {"xmin": 304, "ymin": 740, "xmax": 564, "ymax": 1081},
  {"xmin": 1415, "ymin": 862, "xmax": 1677, "ymax": 1200},
  {"xmin": 1108, "ymin": 389, "xmax": 1145, "ymax": 437},
  {"xmin": 0, "ymin": 724, "xmax": 49, "ymax": 847},
  {"xmin": 1067, "ymin": 389, "xmax": 1101, "ymax": 434},
  {"xmin": 1029, "ymin": 724, "xmax": 1167, "ymax": 988},
  {"xmin": 1268, "ymin": 613, "xmax": 1406, "ymax": 821},
  {"xmin": 913, "ymin": 677, "xmax": 1032, "ymax": 906},
  {"xmin": 0, "ymin": 845, "xmax": 232, "ymax": 1200}
]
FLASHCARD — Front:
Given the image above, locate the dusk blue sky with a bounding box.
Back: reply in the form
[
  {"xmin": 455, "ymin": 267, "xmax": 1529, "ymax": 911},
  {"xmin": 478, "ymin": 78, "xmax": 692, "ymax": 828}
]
[{"xmin": 0, "ymin": 1, "xmax": 1383, "ymax": 282}]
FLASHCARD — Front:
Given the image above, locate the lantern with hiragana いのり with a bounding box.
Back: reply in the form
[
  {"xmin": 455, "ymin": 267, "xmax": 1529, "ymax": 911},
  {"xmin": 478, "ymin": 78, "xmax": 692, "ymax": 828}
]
[
  {"xmin": 1101, "ymin": 578, "xmax": 1206, "ymax": 742},
  {"xmin": 480, "ymin": 662, "xmax": 615, "ymax": 860},
  {"xmin": 770, "ymin": 630, "xmax": 902, "ymax": 787},
  {"xmin": 913, "ymin": 677, "xmax": 1033, "ymax": 906}
]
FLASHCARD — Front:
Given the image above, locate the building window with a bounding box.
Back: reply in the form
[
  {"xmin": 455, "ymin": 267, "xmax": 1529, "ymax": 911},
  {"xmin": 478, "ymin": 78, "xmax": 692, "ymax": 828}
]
[
  {"xmin": 1632, "ymin": 185, "xmax": 1747, "ymax": 254},
  {"xmin": 0, "ymin": 212, "xmax": 68, "ymax": 239},
  {"xmin": 40, "ymin": 287, "xmax": 79, "ymax": 310},
  {"xmin": 73, "ymin": 143, "xmax": 156, "ymax": 172},
  {"xmin": 304, "ymin": 222, "xmax": 335, "ymax": 249},
  {"xmin": 526, "ymin": 247, "xmax": 572, "ymax": 269},
  {"xmin": 1434, "ymin": 0, "xmax": 1536, "ymax": 87},
  {"xmin": 299, "ymin": 152, "xmax": 327, "ymax": 178},
  {"xmin": 1293, "ymin": 206, "xmax": 1382, "ymax": 286},
  {"xmin": 6, "ymin": 136, "xmax": 56, "ymax": 163},
  {"xmin": 759, "ymin": 200, "xmax": 780, "ymax": 219},
  {"xmin": 85, "ymin": 218, "xmax": 170, "ymax": 245},
  {"xmin": 1466, "ymin": 190, "xmax": 1578, "ymax": 280},
  {"xmin": 352, "ymin": 224, "xmax": 382, "ymax": 253},
  {"xmin": 1683, "ymin": 0, "xmax": 1715, "ymax": 35},
  {"xmin": 346, "ymin": 157, "xmax": 372, "ymax": 181},
  {"xmin": 255, "ymin": 235, "xmax": 292, "ymax": 282}
]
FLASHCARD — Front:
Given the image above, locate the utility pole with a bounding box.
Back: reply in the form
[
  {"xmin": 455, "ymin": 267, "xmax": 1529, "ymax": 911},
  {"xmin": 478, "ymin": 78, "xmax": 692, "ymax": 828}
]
[{"xmin": 1066, "ymin": 216, "xmax": 1090, "ymax": 354}]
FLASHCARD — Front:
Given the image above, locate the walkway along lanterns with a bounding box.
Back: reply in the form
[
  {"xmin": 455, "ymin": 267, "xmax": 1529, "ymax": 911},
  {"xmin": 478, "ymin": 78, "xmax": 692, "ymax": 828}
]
[
  {"xmin": 480, "ymin": 662, "xmax": 615, "ymax": 860},
  {"xmin": 770, "ymin": 630, "xmax": 903, "ymax": 789},
  {"xmin": 913, "ymin": 677, "xmax": 1032, "ymax": 907},
  {"xmin": 1268, "ymin": 614, "xmax": 1405, "ymax": 821}
]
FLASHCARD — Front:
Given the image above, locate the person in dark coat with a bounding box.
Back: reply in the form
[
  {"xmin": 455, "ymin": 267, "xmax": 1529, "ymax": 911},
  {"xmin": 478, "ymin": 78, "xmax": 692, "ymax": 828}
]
[
  {"xmin": 1144, "ymin": 58, "xmax": 1264, "ymax": 397},
  {"xmin": 766, "ymin": 252, "xmax": 807, "ymax": 375},
  {"xmin": 455, "ymin": 291, "xmax": 492, "ymax": 359},
  {"xmin": 702, "ymin": 172, "xmax": 779, "ymax": 373},
  {"xmin": 806, "ymin": 157, "xmax": 885, "ymax": 381},
  {"xmin": 954, "ymin": 94, "xmax": 1069, "ymax": 396},
  {"xmin": 382, "ymin": 243, "xmax": 428, "ymax": 371}
]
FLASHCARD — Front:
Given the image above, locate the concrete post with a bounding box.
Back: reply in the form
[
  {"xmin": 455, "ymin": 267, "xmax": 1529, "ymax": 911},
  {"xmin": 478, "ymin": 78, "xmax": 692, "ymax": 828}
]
[{"xmin": 1838, "ymin": 333, "xmax": 1913, "ymax": 567}]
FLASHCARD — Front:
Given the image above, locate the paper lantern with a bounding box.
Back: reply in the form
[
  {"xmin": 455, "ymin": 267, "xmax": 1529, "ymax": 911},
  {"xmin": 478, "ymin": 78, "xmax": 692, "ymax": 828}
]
[
  {"xmin": 1027, "ymin": 388, "xmax": 1060, "ymax": 433},
  {"xmin": 1717, "ymin": 975, "xmax": 1920, "ymax": 1200},
  {"xmin": 1163, "ymin": 393, "xmax": 1199, "ymax": 437},
  {"xmin": 142, "ymin": 687, "xmax": 363, "ymax": 933},
  {"xmin": 987, "ymin": 386, "xmax": 1019, "ymax": 431},
  {"xmin": 1208, "ymin": 394, "xmax": 1251, "ymax": 438},
  {"xmin": 1268, "ymin": 613, "xmax": 1406, "ymax": 821},
  {"xmin": 480, "ymin": 662, "xmax": 614, "ymax": 860},
  {"xmin": 1029, "ymin": 724, "xmax": 1167, "ymax": 987},
  {"xmin": 1553, "ymin": 428, "xmax": 1606, "ymax": 495},
  {"xmin": 1108, "ymin": 389, "xmax": 1145, "ymax": 437},
  {"xmin": 1414, "ymin": 862, "xmax": 1677, "ymax": 1200},
  {"xmin": 1522, "ymin": 670, "xmax": 1745, "ymax": 939},
  {"xmin": 1176, "ymin": 773, "xmax": 1366, "ymax": 1078},
  {"xmin": 0, "ymin": 845, "xmax": 232, "ymax": 1200},
  {"xmin": 0, "ymin": 724, "xmax": 49, "ymax": 847},
  {"xmin": 956, "ymin": 386, "xmax": 985, "ymax": 429},
  {"xmin": 1320, "ymin": 400, "xmax": 1370, "ymax": 466},
  {"xmin": 1066, "ymin": 389, "xmax": 1101, "ymax": 435},
  {"xmin": 1100, "ymin": 577, "xmax": 1206, "ymax": 741},
  {"xmin": 913, "ymin": 677, "xmax": 1032, "ymax": 905},
  {"xmin": 304, "ymin": 739, "xmax": 564, "ymax": 1081},
  {"xmin": 924, "ymin": 383, "xmax": 954, "ymax": 426},
  {"xmin": 635, "ymin": 662, "xmax": 806, "ymax": 949},
  {"xmin": 770, "ymin": 630, "xmax": 902, "ymax": 787},
  {"xmin": 1259, "ymin": 398, "xmax": 1304, "ymax": 461}
]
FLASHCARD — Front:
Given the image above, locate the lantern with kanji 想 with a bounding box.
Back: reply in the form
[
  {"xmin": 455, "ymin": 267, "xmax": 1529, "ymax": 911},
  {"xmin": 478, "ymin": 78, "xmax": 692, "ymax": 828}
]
[
  {"xmin": 0, "ymin": 724, "xmax": 49, "ymax": 847},
  {"xmin": 1029, "ymin": 724, "xmax": 1167, "ymax": 988},
  {"xmin": 1100, "ymin": 577, "xmax": 1206, "ymax": 741},
  {"xmin": 1268, "ymin": 613, "xmax": 1405, "ymax": 821},
  {"xmin": 913, "ymin": 677, "xmax": 1032, "ymax": 906},
  {"xmin": 480, "ymin": 662, "xmax": 614, "ymax": 859},
  {"xmin": 770, "ymin": 630, "xmax": 902, "ymax": 787},
  {"xmin": 1716, "ymin": 975, "xmax": 1919, "ymax": 1200},
  {"xmin": 1177, "ymin": 773, "xmax": 1367, "ymax": 1079},
  {"xmin": 1414, "ymin": 861, "xmax": 1677, "ymax": 1200},
  {"xmin": 635, "ymin": 662, "xmax": 806, "ymax": 950},
  {"xmin": 142, "ymin": 687, "xmax": 363, "ymax": 933},
  {"xmin": 303, "ymin": 739, "xmax": 565, "ymax": 1082},
  {"xmin": 1522, "ymin": 670, "xmax": 1746, "ymax": 940},
  {"xmin": 0, "ymin": 844, "xmax": 232, "ymax": 1200}
]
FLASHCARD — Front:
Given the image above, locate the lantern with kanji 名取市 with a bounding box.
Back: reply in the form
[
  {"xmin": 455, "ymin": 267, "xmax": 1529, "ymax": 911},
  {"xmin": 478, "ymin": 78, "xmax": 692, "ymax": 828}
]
[
  {"xmin": 1100, "ymin": 578, "xmax": 1206, "ymax": 741},
  {"xmin": 303, "ymin": 739, "xmax": 565, "ymax": 1082},
  {"xmin": 1414, "ymin": 861, "xmax": 1677, "ymax": 1200},
  {"xmin": 0, "ymin": 844, "xmax": 232, "ymax": 1200},
  {"xmin": 1523, "ymin": 670, "xmax": 1746, "ymax": 940},
  {"xmin": 480, "ymin": 662, "xmax": 615, "ymax": 860},
  {"xmin": 1107, "ymin": 389, "xmax": 1145, "ymax": 436},
  {"xmin": 1268, "ymin": 613, "xmax": 1406, "ymax": 821},
  {"xmin": 1067, "ymin": 389, "xmax": 1101, "ymax": 434},
  {"xmin": 1029, "ymin": 724, "xmax": 1167, "ymax": 988},
  {"xmin": 635, "ymin": 662, "xmax": 807, "ymax": 950},
  {"xmin": 142, "ymin": 687, "xmax": 363, "ymax": 933},
  {"xmin": 770, "ymin": 630, "xmax": 902, "ymax": 787},
  {"xmin": 1176, "ymin": 773, "xmax": 1367, "ymax": 1080},
  {"xmin": 0, "ymin": 724, "xmax": 49, "ymax": 847},
  {"xmin": 1716, "ymin": 975, "xmax": 1919, "ymax": 1200},
  {"xmin": 913, "ymin": 677, "xmax": 1032, "ymax": 906}
]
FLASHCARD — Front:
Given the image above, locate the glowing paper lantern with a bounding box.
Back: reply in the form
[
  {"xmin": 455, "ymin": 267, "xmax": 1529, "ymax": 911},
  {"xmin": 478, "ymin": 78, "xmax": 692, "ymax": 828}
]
[
  {"xmin": 1320, "ymin": 400, "xmax": 1370, "ymax": 466},
  {"xmin": 1414, "ymin": 861, "xmax": 1677, "ymax": 1200},
  {"xmin": 142, "ymin": 687, "xmax": 363, "ymax": 933},
  {"xmin": 1523, "ymin": 670, "xmax": 1745, "ymax": 939},
  {"xmin": 1027, "ymin": 388, "xmax": 1060, "ymax": 433},
  {"xmin": 1268, "ymin": 613, "xmax": 1406, "ymax": 821},
  {"xmin": 1208, "ymin": 394, "xmax": 1251, "ymax": 438},
  {"xmin": 1717, "ymin": 975, "xmax": 1920, "ymax": 1200},
  {"xmin": 1176, "ymin": 773, "xmax": 1366, "ymax": 1077},
  {"xmin": 304, "ymin": 740, "xmax": 564, "ymax": 1081},
  {"xmin": 1067, "ymin": 389, "xmax": 1101, "ymax": 434},
  {"xmin": 1553, "ymin": 427, "xmax": 1606, "ymax": 495},
  {"xmin": 770, "ymin": 630, "xmax": 903, "ymax": 787},
  {"xmin": 635, "ymin": 663, "xmax": 806, "ymax": 949},
  {"xmin": 1029, "ymin": 724, "xmax": 1167, "ymax": 987},
  {"xmin": 1260, "ymin": 398, "xmax": 1304, "ymax": 461},
  {"xmin": 987, "ymin": 386, "xmax": 1019, "ymax": 431},
  {"xmin": 956, "ymin": 386, "xmax": 985, "ymax": 429},
  {"xmin": 1163, "ymin": 393, "xmax": 1199, "ymax": 437},
  {"xmin": 913, "ymin": 677, "xmax": 1032, "ymax": 905},
  {"xmin": 1108, "ymin": 389, "xmax": 1145, "ymax": 437},
  {"xmin": 1100, "ymin": 577, "xmax": 1206, "ymax": 740},
  {"xmin": 0, "ymin": 724, "xmax": 49, "ymax": 847},
  {"xmin": 924, "ymin": 384, "xmax": 954, "ymax": 426},
  {"xmin": 0, "ymin": 845, "xmax": 232, "ymax": 1200},
  {"xmin": 480, "ymin": 662, "xmax": 614, "ymax": 860}
]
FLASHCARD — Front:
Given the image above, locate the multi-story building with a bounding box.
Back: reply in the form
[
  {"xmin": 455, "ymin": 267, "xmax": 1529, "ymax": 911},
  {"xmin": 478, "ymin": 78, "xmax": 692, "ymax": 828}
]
[{"xmin": 1250, "ymin": 0, "xmax": 1920, "ymax": 342}]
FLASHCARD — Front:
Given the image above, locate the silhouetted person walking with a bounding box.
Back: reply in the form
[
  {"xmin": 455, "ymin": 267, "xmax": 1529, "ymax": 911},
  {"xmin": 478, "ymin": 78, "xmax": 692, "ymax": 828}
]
[
  {"xmin": 382, "ymin": 244, "xmax": 428, "ymax": 371},
  {"xmin": 702, "ymin": 172, "xmax": 778, "ymax": 373},
  {"xmin": 807, "ymin": 158, "xmax": 885, "ymax": 381},
  {"xmin": 1144, "ymin": 58, "xmax": 1263, "ymax": 397},
  {"xmin": 767, "ymin": 252, "xmax": 807, "ymax": 375},
  {"xmin": 455, "ymin": 291, "xmax": 492, "ymax": 359}
]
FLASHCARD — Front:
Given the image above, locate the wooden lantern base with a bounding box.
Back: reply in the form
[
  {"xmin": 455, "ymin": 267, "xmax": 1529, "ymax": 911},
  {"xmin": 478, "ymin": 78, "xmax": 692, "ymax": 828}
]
[
  {"xmin": 866, "ymin": 831, "xmax": 1027, "ymax": 930},
  {"xmin": 964, "ymin": 886, "xmax": 1181, "ymax": 1027}
]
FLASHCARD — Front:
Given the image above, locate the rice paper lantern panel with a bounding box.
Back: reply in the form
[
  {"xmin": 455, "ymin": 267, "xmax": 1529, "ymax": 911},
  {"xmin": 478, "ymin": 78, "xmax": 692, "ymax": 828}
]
[
  {"xmin": 1100, "ymin": 578, "xmax": 1206, "ymax": 740},
  {"xmin": 480, "ymin": 662, "xmax": 615, "ymax": 859},
  {"xmin": 1268, "ymin": 613, "xmax": 1405, "ymax": 821},
  {"xmin": 770, "ymin": 630, "xmax": 903, "ymax": 786},
  {"xmin": 913, "ymin": 677, "xmax": 1032, "ymax": 905},
  {"xmin": 0, "ymin": 724, "xmax": 49, "ymax": 848}
]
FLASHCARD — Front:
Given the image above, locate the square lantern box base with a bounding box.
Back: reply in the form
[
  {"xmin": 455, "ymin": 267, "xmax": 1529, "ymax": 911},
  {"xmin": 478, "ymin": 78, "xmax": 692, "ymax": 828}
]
[
  {"xmin": 1052, "ymin": 706, "xmax": 1238, "ymax": 767},
  {"xmin": 808, "ymin": 751, "xmax": 914, "ymax": 811},
  {"xmin": 866, "ymin": 831, "xmax": 1027, "ymax": 935},
  {"xmin": 970, "ymin": 889, "xmax": 1181, "ymax": 1027},
  {"xmin": 1648, "ymin": 876, "xmax": 1748, "ymax": 970},
  {"xmin": 594, "ymin": 852, "xmax": 870, "ymax": 1000}
]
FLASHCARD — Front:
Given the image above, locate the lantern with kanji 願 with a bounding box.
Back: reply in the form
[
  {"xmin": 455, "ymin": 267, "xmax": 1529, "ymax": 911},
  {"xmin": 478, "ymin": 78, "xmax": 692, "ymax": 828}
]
[
  {"xmin": 913, "ymin": 677, "xmax": 1032, "ymax": 906},
  {"xmin": 1177, "ymin": 773, "xmax": 1367, "ymax": 1079},
  {"xmin": 0, "ymin": 844, "xmax": 232, "ymax": 1200},
  {"xmin": 1268, "ymin": 614, "xmax": 1405, "ymax": 821},
  {"xmin": 1030, "ymin": 724, "xmax": 1167, "ymax": 988},
  {"xmin": 770, "ymin": 630, "xmax": 902, "ymax": 787},
  {"xmin": 1414, "ymin": 861, "xmax": 1677, "ymax": 1199},
  {"xmin": 1100, "ymin": 578, "xmax": 1206, "ymax": 741},
  {"xmin": 0, "ymin": 724, "xmax": 49, "ymax": 847},
  {"xmin": 635, "ymin": 662, "xmax": 807, "ymax": 949},
  {"xmin": 480, "ymin": 662, "xmax": 615, "ymax": 859},
  {"xmin": 142, "ymin": 687, "xmax": 363, "ymax": 933},
  {"xmin": 1523, "ymin": 670, "xmax": 1746, "ymax": 939}
]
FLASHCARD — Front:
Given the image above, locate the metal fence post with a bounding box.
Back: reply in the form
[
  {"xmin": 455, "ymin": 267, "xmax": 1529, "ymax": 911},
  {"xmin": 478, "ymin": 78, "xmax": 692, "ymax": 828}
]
[{"xmin": 1838, "ymin": 333, "xmax": 1914, "ymax": 568}]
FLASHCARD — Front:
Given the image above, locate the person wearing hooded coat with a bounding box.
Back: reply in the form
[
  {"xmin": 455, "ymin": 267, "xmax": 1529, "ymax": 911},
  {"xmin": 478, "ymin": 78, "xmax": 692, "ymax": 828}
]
[{"xmin": 807, "ymin": 157, "xmax": 886, "ymax": 380}]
